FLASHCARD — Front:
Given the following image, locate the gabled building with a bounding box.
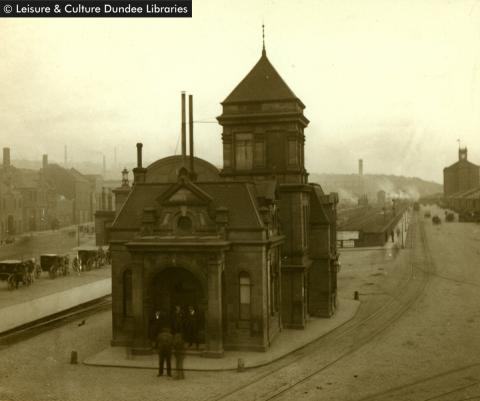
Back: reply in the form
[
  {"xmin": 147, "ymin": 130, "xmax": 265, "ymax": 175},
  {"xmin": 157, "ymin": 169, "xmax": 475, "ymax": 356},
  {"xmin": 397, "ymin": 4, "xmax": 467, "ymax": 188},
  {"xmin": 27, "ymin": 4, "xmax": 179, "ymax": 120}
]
[
  {"xmin": 43, "ymin": 159, "xmax": 95, "ymax": 224},
  {"xmin": 444, "ymin": 147, "xmax": 480, "ymax": 197},
  {"xmin": 98, "ymin": 46, "xmax": 339, "ymax": 356}
]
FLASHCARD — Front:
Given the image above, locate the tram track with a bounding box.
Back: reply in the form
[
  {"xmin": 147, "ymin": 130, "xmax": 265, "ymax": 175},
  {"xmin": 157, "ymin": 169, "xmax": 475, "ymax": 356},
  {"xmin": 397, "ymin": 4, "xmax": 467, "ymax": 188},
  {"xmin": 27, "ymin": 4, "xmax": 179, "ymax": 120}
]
[
  {"xmin": 0, "ymin": 295, "xmax": 111, "ymax": 348},
  {"xmin": 354, "ymin": 362, "xmax": 480, "ymax": 401},
  {"xmin": 206, "ymin": 215, "xmax": 435, "ymax": 401}
]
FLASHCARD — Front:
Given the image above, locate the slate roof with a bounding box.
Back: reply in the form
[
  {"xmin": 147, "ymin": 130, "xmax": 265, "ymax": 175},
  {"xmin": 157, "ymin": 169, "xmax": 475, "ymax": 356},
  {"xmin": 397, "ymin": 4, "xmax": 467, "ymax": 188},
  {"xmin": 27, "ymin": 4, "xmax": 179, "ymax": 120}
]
[
  {"xmin": 447, "ymin": 186, "xmax": 480, "ymax": 199},
  {"xmin": 444, "ymin": 158, "xmax": 479, "ymax": 170},
  {"xmin": 113, "ymin": 181, "xmax": 264, "ymax": 230},
  {"xmin": 223, "ymin": 51, "xmax": 300, "ymax": 104}
]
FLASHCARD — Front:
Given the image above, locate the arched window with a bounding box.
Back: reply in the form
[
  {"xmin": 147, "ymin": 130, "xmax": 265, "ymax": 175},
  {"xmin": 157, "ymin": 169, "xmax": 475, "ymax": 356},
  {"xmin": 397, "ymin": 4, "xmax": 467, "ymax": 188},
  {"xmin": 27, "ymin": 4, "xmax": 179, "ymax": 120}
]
[
  {"xmin": 239, "ymin": 272, "xmax": 251, "ymax": 320},
  {"xmin": 123, "ymin": 269, "xmax": 133, "ymax": 317},
  {"xmin": 177, "ymin": 216, "xmax": 193, "ymax": 235}
]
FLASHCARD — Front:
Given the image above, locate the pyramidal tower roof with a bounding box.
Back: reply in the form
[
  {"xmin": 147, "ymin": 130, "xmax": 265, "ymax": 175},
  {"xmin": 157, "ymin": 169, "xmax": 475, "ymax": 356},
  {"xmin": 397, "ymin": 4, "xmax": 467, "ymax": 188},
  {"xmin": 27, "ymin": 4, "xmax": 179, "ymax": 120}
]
[{"xmin": 222, "ymin": 49, "xmax": 302, "ymax": 106}]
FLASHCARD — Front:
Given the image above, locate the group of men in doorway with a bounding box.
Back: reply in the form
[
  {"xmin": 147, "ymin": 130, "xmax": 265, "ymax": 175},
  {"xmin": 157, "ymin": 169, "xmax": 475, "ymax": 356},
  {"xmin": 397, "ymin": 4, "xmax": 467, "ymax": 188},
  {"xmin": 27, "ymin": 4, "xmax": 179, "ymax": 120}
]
[{"xmin": 150, "ymin": 305, "xmax": 201, "ymax": 379}]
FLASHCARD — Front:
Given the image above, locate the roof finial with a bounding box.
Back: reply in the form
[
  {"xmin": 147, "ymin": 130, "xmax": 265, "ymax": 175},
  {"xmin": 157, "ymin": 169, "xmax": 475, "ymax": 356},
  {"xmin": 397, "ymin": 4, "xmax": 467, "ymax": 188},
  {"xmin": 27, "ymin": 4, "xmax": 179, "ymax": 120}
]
[{"xmin": 262, "ymin": 23, "xmax": 266, "ymax": 57}]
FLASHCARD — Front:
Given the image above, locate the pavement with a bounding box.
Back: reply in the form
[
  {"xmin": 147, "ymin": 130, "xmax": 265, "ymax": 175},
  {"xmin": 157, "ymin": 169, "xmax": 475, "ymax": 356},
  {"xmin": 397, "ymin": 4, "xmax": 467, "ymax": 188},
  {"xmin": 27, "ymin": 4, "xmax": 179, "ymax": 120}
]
[
  {"xmin": 0, "ymin": 268, "xmax": 111, "ymax": 333},
  {"xmin": 0, "ymin": 268, "xmax": 111, "ymax": 309},
  {"xmin": 84, "ymin": 298, "xmax": 360, "ymax": 371},
  {"xmin": 0, "ymin": 226, "xmax": 111, "ymax": 333}
]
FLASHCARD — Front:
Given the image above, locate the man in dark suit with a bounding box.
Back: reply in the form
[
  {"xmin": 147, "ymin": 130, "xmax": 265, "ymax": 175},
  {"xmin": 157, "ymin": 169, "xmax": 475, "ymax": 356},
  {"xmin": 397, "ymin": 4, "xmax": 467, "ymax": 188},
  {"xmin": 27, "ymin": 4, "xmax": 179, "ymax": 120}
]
[
  {"xmin": 156, "ymin": 326, "xmax": 173, "ymax": 377},
  {"xmin": 185, "ymin": 305, "xmax": 199, "ymax": 349}
]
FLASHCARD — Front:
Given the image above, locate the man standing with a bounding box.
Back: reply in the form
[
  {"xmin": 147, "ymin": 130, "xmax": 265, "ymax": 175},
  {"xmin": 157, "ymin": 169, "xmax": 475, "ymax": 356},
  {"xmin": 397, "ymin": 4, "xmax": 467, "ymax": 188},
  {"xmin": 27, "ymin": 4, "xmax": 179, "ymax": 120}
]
[
  {"xmin": 156, "ymin": 326, "xmax": 173, "ymax": 377},
  {"xmin": 172, "ymin": 305, "xmax": 184, "ymax": 335},
  {"xmin": 173, "ymin": 333, "xmax": 185, "ymax": 380},
  {"xmin": 185, "ymin": 305, "xmax": 199, "ymax": 349}
]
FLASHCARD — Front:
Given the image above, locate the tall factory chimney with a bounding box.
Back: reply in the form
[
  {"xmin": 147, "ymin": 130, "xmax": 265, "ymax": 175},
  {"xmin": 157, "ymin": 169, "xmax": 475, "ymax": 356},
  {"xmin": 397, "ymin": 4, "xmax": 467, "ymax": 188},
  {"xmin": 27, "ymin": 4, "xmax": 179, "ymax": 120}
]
[
  {"xmin": 42, "ymin": 154, "xmax": 48, "ymax": 170},
  {"xmin": 136, "ymin": 143, "xmax": 142, "ymax": 168},
  {"xmin": 102, "ymin": 154, "xmax": 106, "ymax": 177},
  {"xmin": 358, "ymin": 159, "xmax": 363, "ymax": 176},
  {"xmin": 64, "ymin": 145, "xmax": 67, "ymax": 166},
  {"xmin": 114, "ymin": 147, "xmax": 117, "ymax": 168},
  {"xmin": 3, "ymin": 147, "xmax": 10, "ymax": 169},
  {"xmin": 181, "ymin": 91, "xmax": 187, "ymax": 162},
  {"xmin": 189, "ymin": 94, "xmax": 195, "ymax": 177}
]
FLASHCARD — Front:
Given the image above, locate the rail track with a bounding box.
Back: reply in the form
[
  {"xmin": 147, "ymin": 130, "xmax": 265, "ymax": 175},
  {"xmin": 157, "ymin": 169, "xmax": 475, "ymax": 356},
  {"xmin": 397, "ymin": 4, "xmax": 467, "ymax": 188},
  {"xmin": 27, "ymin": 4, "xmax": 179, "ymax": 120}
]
[
  {"xmin": 0, "ymin": 295, "xmax": 112, "ymax": 348},
  {"xmin": 205, "ymin": 214, "xmax": 435, "ymax": 401},
  {"xmin": 355, "ymin": 362, "xmax": 480, "ymax": 401}
]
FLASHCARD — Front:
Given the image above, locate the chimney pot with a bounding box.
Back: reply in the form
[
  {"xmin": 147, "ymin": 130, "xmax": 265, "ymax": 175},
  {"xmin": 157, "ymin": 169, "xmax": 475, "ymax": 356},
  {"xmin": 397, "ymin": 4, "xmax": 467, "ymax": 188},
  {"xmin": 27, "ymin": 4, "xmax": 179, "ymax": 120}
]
[
  {"xmin": 136, "ymin": 143, "xmax": 143, "ymax": 168},
  {"xmin": 189, "ymin": 94, "xmax": 195, "ymax": 178},
  {"xmin": 181, "ymin": 92, "xmax": 187, "ymax": 159}
]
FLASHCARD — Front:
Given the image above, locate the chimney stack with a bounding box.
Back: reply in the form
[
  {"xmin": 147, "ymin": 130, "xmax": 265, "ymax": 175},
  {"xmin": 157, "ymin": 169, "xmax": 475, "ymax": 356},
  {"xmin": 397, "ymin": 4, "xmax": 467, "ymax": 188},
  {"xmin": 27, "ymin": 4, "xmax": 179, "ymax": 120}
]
[
  {"xmin": 358, "ymin": 159, "xmax": 363, "ymax": 176},
  {"xmin": 181, "ymin": 92, "xmax": 187, "ymax": 160},
  {"xmin": 189, "ymin": 94, "xmax": 195, "ymax": 177},
  {"xmin": 136, "ymin": 143, "xmax": 143, "ymax": 168},
  {"xmin": 133, "ymin": 143, "xmax": 147, "ymax": 183},
  {"xmin": 3, "ymin": 147, "xmax": 10, "ymax": 169},
  {"xmin": 102, "ymin": 154, "xmax": 106, "ymax": 177},
  {"xmin": 64, "ymin": 145, "xmax": 67, "ymax": 166},
  {"xmin": 42, "ymin": 154, "xmax": 48, "ymax": 170}
]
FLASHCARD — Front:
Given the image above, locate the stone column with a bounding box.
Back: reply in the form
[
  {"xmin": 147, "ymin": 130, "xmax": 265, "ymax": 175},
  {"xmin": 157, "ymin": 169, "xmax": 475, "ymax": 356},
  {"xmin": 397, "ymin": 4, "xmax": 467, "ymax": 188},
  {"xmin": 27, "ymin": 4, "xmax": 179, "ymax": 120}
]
[
  {"xmin": 131, "ymin": 259, "xmax": 149, "ymax": 354},
  {"xmin": 203, "ymin": 254, "xmax": 224, "ymax": 358}
]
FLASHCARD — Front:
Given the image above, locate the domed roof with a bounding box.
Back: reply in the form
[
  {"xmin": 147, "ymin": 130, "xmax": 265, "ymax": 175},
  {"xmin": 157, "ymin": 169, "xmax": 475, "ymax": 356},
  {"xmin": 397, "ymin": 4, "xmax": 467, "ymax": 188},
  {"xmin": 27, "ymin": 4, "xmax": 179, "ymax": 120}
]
[{"xmin": 145, "ymin": 155, "xmax": 220, "ymax": 183}]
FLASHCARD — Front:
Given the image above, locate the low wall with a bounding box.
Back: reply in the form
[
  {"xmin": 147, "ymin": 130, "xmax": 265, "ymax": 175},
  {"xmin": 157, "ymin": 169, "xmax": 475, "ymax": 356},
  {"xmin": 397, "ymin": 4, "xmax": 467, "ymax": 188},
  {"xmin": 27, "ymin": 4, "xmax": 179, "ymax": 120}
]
[{"xmin": 0, "ymin": 278, "xmax": 111, "ymax": 333}]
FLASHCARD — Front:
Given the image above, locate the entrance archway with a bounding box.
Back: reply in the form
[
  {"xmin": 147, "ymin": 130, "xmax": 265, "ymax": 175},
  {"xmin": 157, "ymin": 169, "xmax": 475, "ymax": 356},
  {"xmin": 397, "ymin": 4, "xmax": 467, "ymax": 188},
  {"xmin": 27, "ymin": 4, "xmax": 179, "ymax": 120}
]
[{"xmin": 151, "ymin": 267, "xmax": 206, "ymax": 343}]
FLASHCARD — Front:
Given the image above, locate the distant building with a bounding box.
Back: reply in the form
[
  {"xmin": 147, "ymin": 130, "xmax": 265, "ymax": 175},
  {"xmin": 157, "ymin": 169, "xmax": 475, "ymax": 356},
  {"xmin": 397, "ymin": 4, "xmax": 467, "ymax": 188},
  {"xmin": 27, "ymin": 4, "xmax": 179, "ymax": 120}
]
[
  {"xmin": 0, "ymin": 179, "xmax": 24, "ymax": 241},
  {"xmin": 444, "ymin": 147, "xmax": 480, "ymax": 197},
  {"xmin": 97, "ymin": 46, "xmax": 339, "ymax": 356},
  {"xmin": 377, "ymin": 190, "xmax": 386, "ymax": 206},
  {"xmin": 43, "ymin": 161, "xmax": 96, "ymax": 224}
]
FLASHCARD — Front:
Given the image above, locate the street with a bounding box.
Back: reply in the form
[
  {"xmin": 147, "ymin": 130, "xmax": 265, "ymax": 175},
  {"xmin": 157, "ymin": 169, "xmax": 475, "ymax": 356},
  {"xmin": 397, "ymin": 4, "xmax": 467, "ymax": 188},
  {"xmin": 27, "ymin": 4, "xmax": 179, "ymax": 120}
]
[
  {"xmin": 1, "ymin": 208, "xmax": 480, "ymax": 401},
  {"xmin": 0, "ymin": 225, "xmax": 94, "ymax": 261}
]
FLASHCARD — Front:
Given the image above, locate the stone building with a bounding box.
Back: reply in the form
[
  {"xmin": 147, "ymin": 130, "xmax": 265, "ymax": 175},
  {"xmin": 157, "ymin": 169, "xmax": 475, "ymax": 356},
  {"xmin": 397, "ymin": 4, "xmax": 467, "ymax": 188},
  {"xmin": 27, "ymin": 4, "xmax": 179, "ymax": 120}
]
[
  {"xmin": 97, "ymin": 47, "xmax": 339, "ymax": 356},
  {"xmin": 43, "ymin": 159, "xmax": 96, "ymax": 224},
  {"xmin": 444, "ymin": 147, "xmax": 480, "ymax": 197}
]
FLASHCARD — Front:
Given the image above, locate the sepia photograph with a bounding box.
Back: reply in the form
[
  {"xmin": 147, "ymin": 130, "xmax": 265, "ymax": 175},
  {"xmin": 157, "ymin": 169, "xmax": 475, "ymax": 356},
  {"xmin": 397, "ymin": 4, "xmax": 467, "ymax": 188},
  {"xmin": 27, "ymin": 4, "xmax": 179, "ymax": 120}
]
[{"xmin": 1, "ymin": 0, "xmax": 480, "ymax": 400}]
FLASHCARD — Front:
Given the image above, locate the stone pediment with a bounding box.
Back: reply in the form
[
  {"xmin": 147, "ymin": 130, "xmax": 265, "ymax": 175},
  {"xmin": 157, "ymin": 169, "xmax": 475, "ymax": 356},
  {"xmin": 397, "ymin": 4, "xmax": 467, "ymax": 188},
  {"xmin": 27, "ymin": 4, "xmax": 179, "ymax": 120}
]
[{"xmin": 157, "ymin": 179, "xmax": 213, "ymax": 207}]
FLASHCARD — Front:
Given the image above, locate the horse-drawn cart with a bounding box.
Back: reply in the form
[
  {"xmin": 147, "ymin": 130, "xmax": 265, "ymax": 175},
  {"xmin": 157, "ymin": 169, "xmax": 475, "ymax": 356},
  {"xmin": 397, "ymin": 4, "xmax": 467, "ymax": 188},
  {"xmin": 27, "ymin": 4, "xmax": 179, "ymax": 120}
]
[
  {"xmin": 74, "ymin": 245, "xmax": 110, "ymax": 271},
  {"xmin": 0, "ymin": 260, "xmax": 34, "ymax": 290},
  {"xmin": 40, "ymin": 254, "xmax": 69, "ymax": 279}
]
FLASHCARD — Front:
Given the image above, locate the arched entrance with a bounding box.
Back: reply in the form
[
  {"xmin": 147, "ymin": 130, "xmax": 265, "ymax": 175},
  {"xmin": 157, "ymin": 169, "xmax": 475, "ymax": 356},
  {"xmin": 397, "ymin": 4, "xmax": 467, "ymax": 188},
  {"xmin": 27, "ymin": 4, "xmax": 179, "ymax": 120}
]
[{"xmin": 151, "ymin": 267, "xmax": 206, "ymax": 343}]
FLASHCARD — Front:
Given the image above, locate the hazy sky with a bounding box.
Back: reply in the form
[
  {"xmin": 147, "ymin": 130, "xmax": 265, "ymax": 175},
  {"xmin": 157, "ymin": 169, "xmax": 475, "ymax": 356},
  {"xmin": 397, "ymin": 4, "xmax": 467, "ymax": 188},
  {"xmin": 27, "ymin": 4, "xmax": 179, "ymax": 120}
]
[{"xmin": 1, "ymin": 0, "xmax": 480, "ymax": 183}]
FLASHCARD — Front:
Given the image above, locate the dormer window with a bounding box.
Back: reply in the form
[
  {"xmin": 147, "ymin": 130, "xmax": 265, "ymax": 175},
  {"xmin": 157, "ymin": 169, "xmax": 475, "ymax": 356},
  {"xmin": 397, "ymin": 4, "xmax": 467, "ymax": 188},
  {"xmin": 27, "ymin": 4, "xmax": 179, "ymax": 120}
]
[{"xmin": 177, "ymin": 216, "xmax": 193, "ymax": 235}]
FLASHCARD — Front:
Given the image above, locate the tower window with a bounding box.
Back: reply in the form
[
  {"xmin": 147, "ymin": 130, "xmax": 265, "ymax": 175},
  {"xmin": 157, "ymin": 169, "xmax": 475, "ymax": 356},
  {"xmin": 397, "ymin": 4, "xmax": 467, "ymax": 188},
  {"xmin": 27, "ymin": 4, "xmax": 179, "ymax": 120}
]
[
  {"xmin": 223, "ymin": 143, "xmax": 232, "ymax": 168},
  {"xmin": 235, "ymin": 133, "xmax": 253, "ymax": 170},
  {"xmin": 288, "ymin": 139, "xmax": 298, "ymax": 166}
]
